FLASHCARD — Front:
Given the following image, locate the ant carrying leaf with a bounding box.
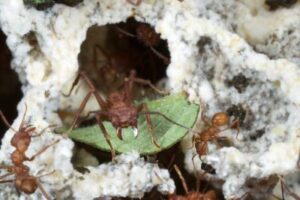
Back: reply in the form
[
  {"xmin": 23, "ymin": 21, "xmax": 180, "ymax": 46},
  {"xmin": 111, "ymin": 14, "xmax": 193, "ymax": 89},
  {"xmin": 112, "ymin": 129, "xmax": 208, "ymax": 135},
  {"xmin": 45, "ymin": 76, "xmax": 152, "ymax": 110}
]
[{"xmin": 63, "ymin": 75, "xmax": 199, "ymax": 156}]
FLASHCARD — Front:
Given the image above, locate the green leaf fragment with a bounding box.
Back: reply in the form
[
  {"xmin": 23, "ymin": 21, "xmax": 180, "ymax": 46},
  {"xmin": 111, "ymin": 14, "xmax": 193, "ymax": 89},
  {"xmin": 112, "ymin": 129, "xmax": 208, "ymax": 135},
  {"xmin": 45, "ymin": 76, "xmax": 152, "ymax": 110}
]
[{"xmin": 68, "ymin": 93, "xmax": 199, "ymax": 155}]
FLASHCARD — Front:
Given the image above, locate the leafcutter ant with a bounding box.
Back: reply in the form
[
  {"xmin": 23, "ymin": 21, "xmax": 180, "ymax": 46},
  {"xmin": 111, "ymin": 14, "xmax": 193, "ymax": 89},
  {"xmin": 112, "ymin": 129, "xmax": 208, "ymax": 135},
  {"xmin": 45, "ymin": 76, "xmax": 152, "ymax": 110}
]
[
  {"xmin": 115, "ymin": 21, "xmax": 170, "ymax": 64},
  {"xmin": 193, "ymin": 109, "xmax": 240, "ymax": 159},
  {"xmin": 65, "ymin": 70, "xmax": 191, "ymax": 159},
  {"xmin": 0, "ymin": 107, "xmax": 59, "ymax": 200},
  {"xmin": 169, "ymin": 164, "xmax": 218, "ymax": 200}
]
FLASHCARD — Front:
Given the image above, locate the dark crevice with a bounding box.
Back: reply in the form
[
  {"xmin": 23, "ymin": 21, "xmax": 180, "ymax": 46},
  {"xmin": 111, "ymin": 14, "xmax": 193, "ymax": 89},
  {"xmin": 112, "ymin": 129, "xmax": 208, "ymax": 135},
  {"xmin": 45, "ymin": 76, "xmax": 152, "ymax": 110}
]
[
  {"xmin": 78, "ymin": 18, "xmax": 170, "ymax": 95},
  {"xmin": 23, "ymin": 0, "xmax": 83, "ymax": 10},
  {"xmin": 0, "ymin": 30, "xmax": 23, "ymax": 140}
]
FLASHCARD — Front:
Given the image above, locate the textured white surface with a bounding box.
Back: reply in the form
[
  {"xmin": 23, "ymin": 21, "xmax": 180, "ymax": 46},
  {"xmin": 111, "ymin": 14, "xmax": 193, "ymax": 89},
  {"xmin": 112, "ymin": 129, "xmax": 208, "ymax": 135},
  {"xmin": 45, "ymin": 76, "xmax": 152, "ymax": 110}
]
[
  {"xmin": 0, "ymin": 0, "xmax": 299, "ymax": 199},
  {"xmin": 72, "ymin": 151, "xmax": 175, "ymax": 199}
]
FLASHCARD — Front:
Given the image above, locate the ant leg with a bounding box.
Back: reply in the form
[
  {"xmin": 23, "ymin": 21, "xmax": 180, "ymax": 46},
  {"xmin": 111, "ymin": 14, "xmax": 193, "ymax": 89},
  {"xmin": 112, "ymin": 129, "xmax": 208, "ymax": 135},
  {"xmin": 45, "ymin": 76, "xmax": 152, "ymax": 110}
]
[
  {"xmin": 125, "ymin": 70, "xmax": 168, "ymax": 95},
  {"xmin": 173, "ymin": 164, "xmax": 189, "ymax": 195},
  {"xmin": 187, "ymin": 134, "xmax": 196, "ymax": 149},
  {"xmin": 150, "ymin": 46, "xmax": 170, "ymax": 64},
  {"xmin": 140, "ymin": 103, "xmax": 160, "ymax": 148},
  {"xmin": 37, "ymin": 170, "xmax": 55, "ymax": 178},
  {"xmin": 36, "ymin": 180, "xmax": 51, "ymax": 200},
  {"xmin": 79, "ymin": 72, "xmax": 107, "ymax": 108},
  {"xmin": 114, "ymin": 26, "xmax": 136, "ymax": 37},
  {"xmin": 67, "ymin": 74, "xmax": 107, "ymax": 133},
  {"xmin": 0, "ymin": 179, "xmax": 14, "ymax": 184},
  {"xmin": 0, "ymin": 111, "xmax": 17, "ymax": 132},
  {"xmin": 281, "ymin": 177, "xmax": 285, "ymax": 200},
  {"xmin": 62, "ymin": 73, "xmax": 81, "ymax": 97},
  {"xmin": 195, "ymin": 141, "xmax": 208, "ymax": 161},
  {"xmin": 0, "ymin": 165, "xmax": 12, "ymax": 169},
  {"xmin": 278, "ymin": 176, "xmax": 300, "ymax": 200},
  {"xmin": 230, "ymin": 119, "xmax": 240, "ymax": 138},
  {"xmin": 27, "ymin": 140, "xmax": 60, "ymax": 161},
  {"xmin": 116, "ymin": 127, "xmax": 123, "ymax": 140},
  {"xmin": 95, "ymin": 114, "xmax": 116, "ymax": 160},
  {"xmin": 142, "ymin": 104, "xmax": 160, "ymax": 148},
  {"xmin": 0, "ymin": 172, "xmax": 14, "ymax": 180},
  {"xmin": 31, "ymin": 124, "xmax": 57, "ymax": 137}
]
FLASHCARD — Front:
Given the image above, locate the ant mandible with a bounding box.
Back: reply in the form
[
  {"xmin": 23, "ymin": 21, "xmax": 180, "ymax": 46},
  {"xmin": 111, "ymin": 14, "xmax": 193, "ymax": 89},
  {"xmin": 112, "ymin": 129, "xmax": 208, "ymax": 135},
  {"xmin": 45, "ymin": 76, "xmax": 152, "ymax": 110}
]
[
  {"xmin": 168, "ymin": 164, "xmax": 218, "ymax": 200},
  {"xmin": 66, "ymin": 70, "xmax": 190, "ymax": 159},
  {"xmin": 0, "ymin": 107, "xmax": 59, "ymax": 200},
  {"xmin": 193, "ymin": 108, "xmax": 240, "ymax": 159}
]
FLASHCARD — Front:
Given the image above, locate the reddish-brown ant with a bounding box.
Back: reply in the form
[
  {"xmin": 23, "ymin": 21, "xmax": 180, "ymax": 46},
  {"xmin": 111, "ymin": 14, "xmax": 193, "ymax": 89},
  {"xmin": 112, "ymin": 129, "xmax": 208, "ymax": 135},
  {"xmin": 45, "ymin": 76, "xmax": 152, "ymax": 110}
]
[
  {"xmin": 66, "ymin": 70, "xmax": 191, "ymax": 159},
  {"xmin": 115, "ymin": 22, "xmax": 170, "ymax": 64},
  {"xmin": 168, "ymin": 164, "xmax": 218, "ymax": 200},
  {"xmin": 0, "ymin": 107, "xmax": 59, "ymax": 200},
  {"xmin": 193, "ymin": 110, "xmax": 240, "ymax": 159}
]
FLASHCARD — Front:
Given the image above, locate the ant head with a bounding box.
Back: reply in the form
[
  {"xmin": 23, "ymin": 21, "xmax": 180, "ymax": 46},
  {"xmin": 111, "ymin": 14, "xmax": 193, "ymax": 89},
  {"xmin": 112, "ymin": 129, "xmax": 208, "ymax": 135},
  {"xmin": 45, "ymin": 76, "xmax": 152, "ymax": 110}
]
[
  {"xmin": 211, "ymin": 112, "xmax": 229, "ymax": 127},
  {"xmin": 16, "ymin": 176, "xmax": 38, "ymax": 194},
  {"xmin": 11, "ymin": 133, "xmax": 31, "ymax": 152},
  {"xmin": 136, "ymin": 23, "xmax": 160, "ymax": 47},
  {"xmin": 111, "ymin": 108, "xmax": 138, "ymax": 129}
]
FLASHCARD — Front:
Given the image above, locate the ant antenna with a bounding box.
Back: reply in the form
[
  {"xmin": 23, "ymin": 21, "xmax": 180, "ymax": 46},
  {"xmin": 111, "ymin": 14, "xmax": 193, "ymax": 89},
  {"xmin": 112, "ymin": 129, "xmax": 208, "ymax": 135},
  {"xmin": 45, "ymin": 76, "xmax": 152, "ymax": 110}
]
[
  {"xmin": 19, "ymin": 104, "xmax": 28, "ymax": 130},
  {"xmin": 114, "ymin": 26, "xmax": 136, "ymax": 38},
  {"xmin": 0, "ymin": 111, "xmax": 17, "ymax": 132},
  {"xmin": 150, "ymin": 46, "xmax": 170, "ymax": 64},
  {"xmin": 137, "ymin": 111, "xmax": 195, "ymax": 132},
  {"xmin": 174, "ymin": 164, "xmax": 189, "ymax": 195}
]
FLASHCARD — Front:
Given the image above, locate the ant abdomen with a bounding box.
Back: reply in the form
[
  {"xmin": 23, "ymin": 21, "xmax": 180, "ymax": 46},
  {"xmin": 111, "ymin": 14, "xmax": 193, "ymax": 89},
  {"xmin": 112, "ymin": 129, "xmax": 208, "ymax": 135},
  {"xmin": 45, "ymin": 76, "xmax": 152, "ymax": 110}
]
[
  {"xmin": 15, "ymin": 176, "xmax": 38, "ymax": 194},
  {"xmin": 211, "ymin": 112, "xmax": 230, "ymax": 127}
]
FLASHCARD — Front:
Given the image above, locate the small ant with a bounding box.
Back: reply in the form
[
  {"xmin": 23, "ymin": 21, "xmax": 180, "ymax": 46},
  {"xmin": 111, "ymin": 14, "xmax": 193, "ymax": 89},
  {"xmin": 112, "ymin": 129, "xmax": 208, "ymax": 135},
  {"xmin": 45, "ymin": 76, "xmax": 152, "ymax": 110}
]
[
  {"xmin": 169, "ymin": 164, "xmax": 218, "ymax": 200},
  {"xmin": 65, "ymin": 70, "xmax": 191, "ymax": 159},
  {"xmin": 0, "ymin": 107, "xmax": 59, "ymax": 200},
  {"xmin": 193, "ymin": 110, "xmax": 240, "ymax": 159},
  {"xmin": 115, "ymin": 22, "xmax": 170, "ymax": 64}
]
